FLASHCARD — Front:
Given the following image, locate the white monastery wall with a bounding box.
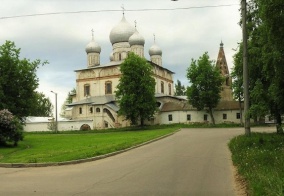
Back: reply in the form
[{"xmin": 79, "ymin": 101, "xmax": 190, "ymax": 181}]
[{"xmin": 24, "ymin": 120, "xmax": 93, "ymax": 132}]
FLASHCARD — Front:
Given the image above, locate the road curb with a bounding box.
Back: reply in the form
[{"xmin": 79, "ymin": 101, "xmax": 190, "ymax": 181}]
[{"xmin": 0, "ymin": 129, "xmax": 180, "ymax": 168}]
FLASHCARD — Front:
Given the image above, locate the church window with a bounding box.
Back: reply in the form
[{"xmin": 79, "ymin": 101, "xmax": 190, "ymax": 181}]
[
  {"xmin": 161, "ymin": 81, "xmax": 164, "ymax": 94},
  {"xmin": 236, "ymin": 113, "xmax": 241, "ymax": 119},
  {"xmin": 88, "ymin": 56, "xmax": 92, "ymax": 65},
  {"xmin": 89, "ymin": 55, "xmax": 94, "ymax": 66},
  {"xmin": 168, "ymin": 83, "xmax": 171, "ymax": 95},
  {"xmin": 168, "ymin": 114, "xmax": 173, "ymax": 121},
  {"xmin": 84, "ymin": 84, "xmax": 90, "ymax": 97},
  {"xmin": 119, "ymin": 53, "xmax": 122, "ymax": 60},
  {"xmin": 187, "ymin": 114, "xmax": 191, "ymax": 121},
  {"xmin": 204, "ymin": 114, "xmax": 208, "ymax": 121},
  {"xmin": 90, "ymin": 107, "xmax": 93, "ymax": 113},
  {"xmin": 105, "ymin": 81, "xmax": 112, "ymax": 94},
  {"xmin": 96, "ymin": 108, "xmax": 100, "ymax": 113},
  {"xmin": 223, "ymin": 113, "xmax": 227, "ymax": 120},
  {"xmin": 79, "ymin": 107, "xmax": 82, "ymax": 114}
]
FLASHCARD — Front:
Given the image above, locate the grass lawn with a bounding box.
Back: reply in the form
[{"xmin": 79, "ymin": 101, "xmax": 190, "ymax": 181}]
[
  {"xmin": 0, "ymin": 125, "xmax": 179, "ymax": 164},
  {"xmin": 229, "ymin": 132, "xmax": 284, "ymax": 196}
]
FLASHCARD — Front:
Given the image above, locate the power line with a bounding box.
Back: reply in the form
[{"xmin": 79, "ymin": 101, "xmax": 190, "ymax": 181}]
[{"xmin": 0, "ymin": 4, "xmax": 238, "ymax": 20}]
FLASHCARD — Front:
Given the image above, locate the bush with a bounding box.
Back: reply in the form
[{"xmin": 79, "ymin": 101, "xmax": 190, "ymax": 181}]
[{"xmin": 0, "ymin": 109, "xmax": 24, "ymax": 146}]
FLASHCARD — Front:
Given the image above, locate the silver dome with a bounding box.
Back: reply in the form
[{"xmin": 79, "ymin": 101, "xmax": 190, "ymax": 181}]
[
  {"xmin": 109, "ymin": 16, "xmax": 135, "ymax": 45},
  {"xmin": 129, "ymin": 29, "xmax": 145, "ymax": 46},
  {"xmin": 85, "ymin": 40, "xmax": 101, "ymax": 53},
  {"xmin": 149, "ymin": 43, "xmax": 162, "ymax": 56}
]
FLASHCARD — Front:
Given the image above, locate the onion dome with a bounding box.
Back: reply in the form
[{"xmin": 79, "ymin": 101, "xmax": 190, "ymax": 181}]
[
  {"xmin": 129, "ymin": 29, "xmax": 145, "ymax": 46},
  {"xmin": 149, "ymin": 43, "xmax": 162, "ymax": 56},
  {"xmin": 85, "ymin": 39, "xmax": 101, "ymax": 53},
  {"xmin": 109, "ymin": 15, "xmax": 135, "ymax": 45}
]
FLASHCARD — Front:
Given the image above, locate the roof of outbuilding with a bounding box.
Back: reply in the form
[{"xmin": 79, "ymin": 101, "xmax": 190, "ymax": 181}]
[{"xmin": 159, "ymin": 99, "xmax": 242, "ymax": 112}]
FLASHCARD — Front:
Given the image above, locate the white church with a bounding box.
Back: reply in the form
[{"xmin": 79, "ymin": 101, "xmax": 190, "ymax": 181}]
[{"xmin": 63, "ymin": 14, "xmax": 242, "ymax": 130}]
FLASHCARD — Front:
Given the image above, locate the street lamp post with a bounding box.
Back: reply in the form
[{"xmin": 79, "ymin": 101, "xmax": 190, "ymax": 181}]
[{"xmin": 51, "ymin": 91, "xmax": 58, "ymax": 133}]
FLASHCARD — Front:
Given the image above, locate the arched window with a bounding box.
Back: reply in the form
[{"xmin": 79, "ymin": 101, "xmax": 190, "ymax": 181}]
[
  {"xmin": 79, "ymin": 107, "xmax": 82, "ymax": 114},
  {"xmin": 84, "ymin": 84, "xmax": 90, "ymax": 97},
  {"xmin": 96, "ymin": 108, "xmax": 100, "ymax": 113},
  {"xmin": 156, "ymin": 102, "xmax": 162, "ymax": 108},
  {"xmin": 89, "ymin": 107, "xmax": 93, "ymax": 113},
  {"xmin": 161, "ymin": 81, "xmax": 164, "ymax": 94},
  {"xmin": 105, "ymin": 81, "xmax": 112, "ymax": 94}
]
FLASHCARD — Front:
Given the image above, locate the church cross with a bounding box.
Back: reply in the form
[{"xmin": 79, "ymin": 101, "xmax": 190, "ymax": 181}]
[
  {"xmin": 91, "ymin": 29, "xmax": 94, "ymax": 40},
  {"xmin": 121, "ymin": 4, "xmax": 125, "ymax": 15}
]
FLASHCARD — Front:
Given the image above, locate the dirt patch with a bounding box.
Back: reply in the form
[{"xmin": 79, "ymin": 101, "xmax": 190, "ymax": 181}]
[{"xmin": 231, "ymin": 164, "xmax": 248, "ymax": 196}]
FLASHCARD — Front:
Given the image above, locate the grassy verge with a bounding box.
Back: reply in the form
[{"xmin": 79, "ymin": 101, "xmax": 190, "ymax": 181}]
[
  {"xmin": 229, "ymin": 132, "xmax": 284, "ymax": 195},
  {"xmin": 0, "ymin": 126, "xmax": 178, "ymax": 164}
]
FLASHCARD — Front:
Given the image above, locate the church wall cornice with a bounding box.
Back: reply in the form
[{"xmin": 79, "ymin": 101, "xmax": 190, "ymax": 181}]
[{"xmin": 76, "ymin": 74, "xmax": 121, "ymax": 82}]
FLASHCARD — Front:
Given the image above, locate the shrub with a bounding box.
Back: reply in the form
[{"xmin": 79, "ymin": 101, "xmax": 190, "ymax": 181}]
[{"xmin": 0, "ymin": 109, "xmax": 24, "ymax": 146}]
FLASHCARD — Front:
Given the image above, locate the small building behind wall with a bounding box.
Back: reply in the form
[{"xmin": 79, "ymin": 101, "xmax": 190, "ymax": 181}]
[{"xmin": 155, "ymin": 96, "xmax": 243, "ymax": 125}]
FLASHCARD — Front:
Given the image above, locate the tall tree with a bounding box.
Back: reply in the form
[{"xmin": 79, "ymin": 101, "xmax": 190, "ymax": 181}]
[
  {"xmin": 174, "ymin": 80, "xmax": 186, "ymax": 96},
  {"xmin": 32, "ymin": 92, "xmax": 53, "ymax": 116},
  {"xmin": 186, "ymin": 52, "xmax": 223, "ymax": 125},
  {"xmin": 115, "ymin": 52, "xmax": 156, "ymax": 126},
  {"xmin": 234, "ymin": 0, "xmax": 284, "ymax": 133},
  {"xmin": 0, "ymin": 41, "xmax": 50, "ymax": 118}
]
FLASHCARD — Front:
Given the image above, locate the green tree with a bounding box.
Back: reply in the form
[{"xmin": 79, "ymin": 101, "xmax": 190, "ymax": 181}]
[
  {"xmin": 60, "ymin": 88, "xmax": 76, "ymax": 117},
  {"xmin": 115, "ymin": 52, "xmax": 156, "ymax": 126},
  {"xmin": 231, "ymin": 44, "xmax": 244, "ymax": 125},
  {"xmin": 249, "ymin": 79, "xmax": 269, "ymax": 123},
  {"xmin": 234, "ymin": 0, "xmax": 284, "ymax": 132},
  {"xmin": 32, "ymin": 92, "xmax": 53, "ymax": 116},
  {"xmin": 186, "ymin": 52, "xmax": 223, "ymax": 125},
  {"xmin": 174, "ymin": 80, "xmax": 186, "ymax": 96},
  {"xmin": 0, "ymin": 41, "xmax": 49, "ymax": 118}
]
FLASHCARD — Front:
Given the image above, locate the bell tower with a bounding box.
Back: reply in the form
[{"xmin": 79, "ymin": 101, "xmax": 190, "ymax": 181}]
[{"xmin": 216, "ymin": 41, "xmax": 233, "ymax": 101}]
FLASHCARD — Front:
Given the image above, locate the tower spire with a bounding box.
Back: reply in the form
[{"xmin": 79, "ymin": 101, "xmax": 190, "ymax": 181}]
[{"xmin": 216, "ymin": 41, "xmax": 233, "ymax": 101}]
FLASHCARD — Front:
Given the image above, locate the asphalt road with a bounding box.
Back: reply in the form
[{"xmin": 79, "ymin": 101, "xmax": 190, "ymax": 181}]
[{"xmin": 0, "ymin": 127, "xmax": 275, "ymax": 196}]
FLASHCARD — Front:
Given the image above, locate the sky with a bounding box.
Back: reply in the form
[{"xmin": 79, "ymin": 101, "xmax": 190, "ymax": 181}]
[{"xmin": 0, "ymin": 0, "xmax": 242, "ymax": 117}]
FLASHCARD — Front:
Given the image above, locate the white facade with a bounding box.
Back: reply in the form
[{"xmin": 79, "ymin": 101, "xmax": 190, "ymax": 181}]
[{"xmin": 157, "ymin": 110, "xmax": 243, "ymax": 125}]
